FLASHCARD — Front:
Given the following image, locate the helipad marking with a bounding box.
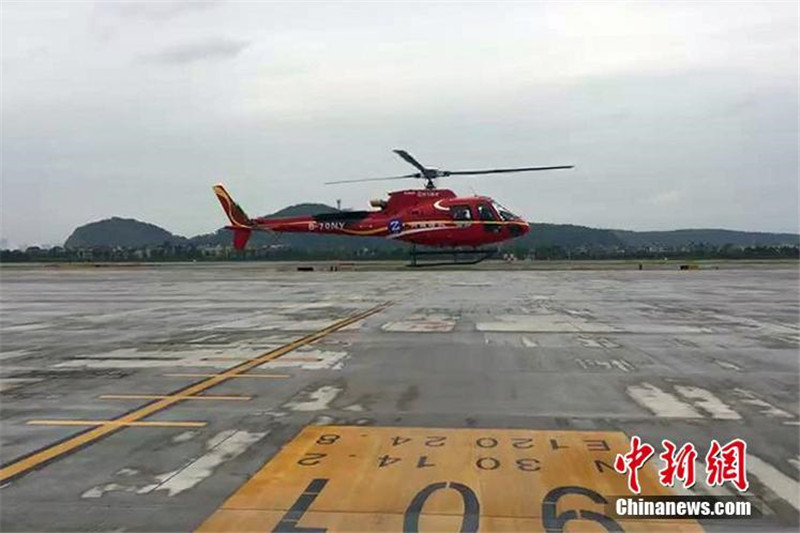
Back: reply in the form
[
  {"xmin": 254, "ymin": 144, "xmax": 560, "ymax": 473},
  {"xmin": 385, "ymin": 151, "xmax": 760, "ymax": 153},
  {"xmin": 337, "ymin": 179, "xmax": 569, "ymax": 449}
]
[
  {"xmin": 0, "ymin": 302, "xmax": 391, "ymax": 484},
  {"xmin": 196, "ymin": 426, "xmax": 704, "ymax": 533},
  {"xmin": 99, "ymin": 394, "xmax": 253, "ymax": 401},
  {"xmin": 27, "ymin": 420, "xmax": 207, "ymax": 428}
]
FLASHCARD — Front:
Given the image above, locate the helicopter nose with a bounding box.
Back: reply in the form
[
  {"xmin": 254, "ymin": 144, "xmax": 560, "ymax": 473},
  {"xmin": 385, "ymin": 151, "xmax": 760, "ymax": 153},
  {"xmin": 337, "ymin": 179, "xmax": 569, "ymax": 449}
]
[{"xmin": 509, "ymin": 221, "xmax": 530, "ymax": 237}]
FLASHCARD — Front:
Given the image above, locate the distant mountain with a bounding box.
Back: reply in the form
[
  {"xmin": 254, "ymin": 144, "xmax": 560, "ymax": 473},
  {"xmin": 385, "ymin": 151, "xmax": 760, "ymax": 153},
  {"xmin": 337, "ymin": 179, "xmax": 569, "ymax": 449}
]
[
  {"xmin": 265, "ymin": 203, "xmax": 338, "ymax": 218},
  {"xmin": 613, "ymin": 229, "xmax": 799, "ymax": 248},
  {"xmin": 519, "ymin": 223, "xmax": 624, "ymax": 249},
  {"xmin": 64, "ymin": 217, "xmax": 185, "ymax": 249},
  {"xmin": 61, "ymin": 206, "xmax": 799, "ymax": 252}
]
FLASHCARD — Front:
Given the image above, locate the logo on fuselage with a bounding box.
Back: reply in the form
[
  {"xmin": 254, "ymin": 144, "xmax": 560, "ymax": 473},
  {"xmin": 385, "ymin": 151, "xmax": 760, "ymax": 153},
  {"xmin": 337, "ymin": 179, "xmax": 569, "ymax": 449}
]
[{"xmin": 388, "ymin": 219, "xmax": 403, "ymax": 234}]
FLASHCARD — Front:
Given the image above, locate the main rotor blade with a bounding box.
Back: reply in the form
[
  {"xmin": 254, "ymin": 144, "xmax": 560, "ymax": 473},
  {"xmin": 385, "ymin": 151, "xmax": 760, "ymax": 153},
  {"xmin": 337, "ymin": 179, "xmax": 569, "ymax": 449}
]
[
  {"xmin": 447, "ymin": 165, "xmax": 574, "ymax": 176},
  {"xmin": 325, "ymin": 173, "xmax": 421, "ymax": 185},
  {"xmin": 393, "ymin": 150, "xmax": 428, "ymax": 172}
]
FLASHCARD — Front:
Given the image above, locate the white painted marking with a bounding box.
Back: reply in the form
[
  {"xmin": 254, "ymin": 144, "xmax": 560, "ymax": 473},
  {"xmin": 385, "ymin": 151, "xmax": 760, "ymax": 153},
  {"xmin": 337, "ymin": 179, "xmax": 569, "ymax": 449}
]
[
  {"xmin": 52, "ymin": 346, "xmax": 270, "ymax": 370},
  {"xmin": 706, "ymin": 312, "xmax": 799, "ymax": 336},
  {"xmin": 563, "ymin": 308, "xmax": 591, "ymax": 317},
  {"xmin": 311, "ymin": 415, "xmax": 336, "ymax": 425},
  {"xmin": 260, "ymin": 349, "xmax": 349, "ymax": 370},
  {"xmin": 521, "ymin": 336, "xmax": 538, "ymax": 348},
  {"xmin": 577, "ymin": 337, "xmax": 604, "ymax": 348},
  {"xmin": 81, "ymin": 431, "xmax": 267, "ymax": 498},
  {"xmin": 748, "ymin": 455, "xmax": 800, "ymax": 511},
  {"xmin": 207, "ymin": 314, "xmax": 339, "ymax": 332},
  {"xmin": 0, "ymin": 350, "xmax": 32, "ymax": 361},
  {"xmin": 82, "ymin": 483, "xmax": 129, "ymax": 498},
  {"xmin": 382, "ymin": 314, "xmax": 456, "ymax": 333},
  {"xmin": 610, "ymin": 359, "xmax": 635, "ymax": 372},
  {"xmin": 674, "ymin": 386, "xmax": 742, "ymax": 420},
  {"xmin": 714, "ymin": 360, "xmax": 742, "ymax": 371},
  {"xmin": 152, "ymin": 430, "xmax": 267, "ymax": 496},
  {"xmin": 476, "ymin": 314, "xmax": 618, "ymax": 333},
  {"xmin": 2, "ymin": 323, "xmax": 48, "ymax": 332},
  {"xmin": 272, "ymin": 303, "xmax": 337, "ymax": 311},
  {"xmin": 172, "ymin": 431, "xmax": 196, "ymax": 443},
  {"xmin": 734, "ymin": 389, "xmax": 795, "ymax": 418},
  {"xmin": 627, "ymin": 325, "xmax": 713, "ymax": 334},
  {"xmin": 627, "ymin": 383, "xmax": 703, "ymax": 418},
  {"xmin": 285, "ymin": 385, "xmax": 341, "ymax": 411},
  {"xmin": 788, "ymin": 457, "xmax": 800, "ymax": 472},
  {"xmin": 576, "ymin": 359, "xmax": 634, "ymax": 372},
  {"xmin": 482, "ymin": 333, "xmax": 538, "ymax": 348},
  {"xmin": 577, "ymin": 336, "xmax": 620, "ymax": 349}
]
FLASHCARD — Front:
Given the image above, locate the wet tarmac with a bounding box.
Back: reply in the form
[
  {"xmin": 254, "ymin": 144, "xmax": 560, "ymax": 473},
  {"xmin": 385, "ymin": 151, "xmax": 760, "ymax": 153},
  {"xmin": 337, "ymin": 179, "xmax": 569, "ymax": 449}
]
[{"xmin": 1, "ymin": 263, "xmax": 798, "ymax": 532}]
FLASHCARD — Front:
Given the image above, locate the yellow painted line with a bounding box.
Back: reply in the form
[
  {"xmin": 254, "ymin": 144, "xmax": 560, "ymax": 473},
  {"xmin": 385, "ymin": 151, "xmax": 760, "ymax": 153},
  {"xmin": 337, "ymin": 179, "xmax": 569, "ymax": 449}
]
[
  {"xmin": 27, "ymin": 420, "xmax": 207, "ymax": 428},
  {"xmin": 196, "ymin": 426, "xmax": 705, "ymax": 533},
  {"xmin": 0, "ymin": 302, "xmax": 391, "ymax": 483},
  {"xmin": 163, "ymin": 373, "xmax": 291, "ymax": 379},
  {"xmin": 99, "ymin": 394, "xmax": 253, "ymax": 401}
]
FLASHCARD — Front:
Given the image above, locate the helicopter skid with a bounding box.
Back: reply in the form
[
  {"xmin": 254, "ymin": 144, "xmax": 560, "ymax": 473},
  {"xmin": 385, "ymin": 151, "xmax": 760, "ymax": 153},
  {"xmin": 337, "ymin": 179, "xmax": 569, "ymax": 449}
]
[{"xmin": 408, "ymin": 246, "xmax": 498, "ymax": 267}]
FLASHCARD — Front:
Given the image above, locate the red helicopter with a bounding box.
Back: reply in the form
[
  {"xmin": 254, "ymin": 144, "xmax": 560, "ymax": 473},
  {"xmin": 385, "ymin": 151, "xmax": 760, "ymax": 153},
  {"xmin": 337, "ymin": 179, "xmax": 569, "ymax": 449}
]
[{"xmin": 213, "ymin": 150, "xmax": 572, "ymax": 265}]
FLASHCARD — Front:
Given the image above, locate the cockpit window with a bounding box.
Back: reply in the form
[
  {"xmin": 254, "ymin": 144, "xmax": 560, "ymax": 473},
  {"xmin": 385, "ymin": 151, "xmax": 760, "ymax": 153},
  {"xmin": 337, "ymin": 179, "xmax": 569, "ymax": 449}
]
[
  {"xmin": 477, "ymin": 203, "xmax": 497, "ymax": 221},
  {"xmin": 492, "ymin": 201, "xmax": 518, "ymax": 221},
  {"xmin": 450, "ymin": 205, "xmax": 472, "ymax": 221}
]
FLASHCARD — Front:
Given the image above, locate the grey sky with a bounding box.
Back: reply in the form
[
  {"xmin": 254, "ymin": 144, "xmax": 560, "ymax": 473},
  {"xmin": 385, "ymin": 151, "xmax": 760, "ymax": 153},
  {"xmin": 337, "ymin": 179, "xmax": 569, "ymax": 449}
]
[{"xmin": 2, "ymin": 1, "xmax": 797, "ymax": 246}]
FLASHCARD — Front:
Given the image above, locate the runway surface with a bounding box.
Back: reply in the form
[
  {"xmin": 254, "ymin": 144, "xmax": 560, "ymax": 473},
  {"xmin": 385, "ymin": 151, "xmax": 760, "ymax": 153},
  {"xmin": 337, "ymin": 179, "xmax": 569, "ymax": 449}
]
[{"xmin": 1, "ymin": 263, "xmax": 798, "ymax": 532}]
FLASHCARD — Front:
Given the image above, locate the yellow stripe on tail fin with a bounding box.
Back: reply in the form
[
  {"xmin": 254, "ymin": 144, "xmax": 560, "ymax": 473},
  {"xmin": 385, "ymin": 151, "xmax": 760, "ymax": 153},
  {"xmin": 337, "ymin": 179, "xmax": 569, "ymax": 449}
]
[{"xmin": 212, "ymin": 184, "xmax": 252, "ymax": 228}]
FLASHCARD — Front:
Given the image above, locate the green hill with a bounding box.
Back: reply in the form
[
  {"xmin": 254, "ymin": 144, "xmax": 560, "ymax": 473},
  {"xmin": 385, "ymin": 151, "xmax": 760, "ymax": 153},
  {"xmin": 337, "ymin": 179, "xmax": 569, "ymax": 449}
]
[
  {"xmin": 519, "ymin": 223, "xmax": 624, "ymax": 249},
  {"xmin": 64, "ymin": 217, "xmax": 186, "ymax": 249},
  {"xmin": 613, "ymin": 229, "xmax": 799, "ymax": 248}
]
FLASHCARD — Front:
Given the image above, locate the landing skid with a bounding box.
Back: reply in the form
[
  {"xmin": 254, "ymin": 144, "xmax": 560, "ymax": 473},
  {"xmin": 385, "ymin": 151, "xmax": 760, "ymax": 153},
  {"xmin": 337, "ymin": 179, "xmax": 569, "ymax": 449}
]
[{"xmin": 408, "ymin": 246, "xmax": 498, "ymax": 267}]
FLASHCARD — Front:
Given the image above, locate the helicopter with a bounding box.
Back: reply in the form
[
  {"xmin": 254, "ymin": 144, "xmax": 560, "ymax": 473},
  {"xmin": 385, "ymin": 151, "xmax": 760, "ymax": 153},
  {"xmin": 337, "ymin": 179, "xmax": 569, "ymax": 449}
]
[{"xmin": 213, "ymin": 150, "xmax": 573, "ymax": 266}]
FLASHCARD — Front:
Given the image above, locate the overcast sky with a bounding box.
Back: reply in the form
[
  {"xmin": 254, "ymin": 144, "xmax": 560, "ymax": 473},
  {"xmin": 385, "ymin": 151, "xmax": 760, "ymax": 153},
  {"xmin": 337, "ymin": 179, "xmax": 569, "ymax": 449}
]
[{"xmin": 2, "ymin": 1, "xmax": 798, "ymax": 246}]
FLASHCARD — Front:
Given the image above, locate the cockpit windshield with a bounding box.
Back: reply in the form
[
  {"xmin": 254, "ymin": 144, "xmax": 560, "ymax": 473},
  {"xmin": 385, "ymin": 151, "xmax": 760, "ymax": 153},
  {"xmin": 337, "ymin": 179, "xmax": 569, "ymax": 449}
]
[{"xmin": 492, "ymin": 201, "xmax": 519, "ymax": 221}]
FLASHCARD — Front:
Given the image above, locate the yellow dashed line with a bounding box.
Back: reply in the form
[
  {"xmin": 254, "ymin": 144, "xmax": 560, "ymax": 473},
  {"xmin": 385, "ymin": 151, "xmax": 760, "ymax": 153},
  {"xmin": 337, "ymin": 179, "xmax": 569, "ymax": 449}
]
[
  {"xmin": 27, "ymin": 420, "xmax": 207, "ymax": 428},
  {"xmin": 99, "ymin": 394, "xmax": 253, "ymax": 401},
  {"xmin": 0, "ymin": 302, "xmax": 391, "ymax": 483},
  {"xmin": 163, "ymin": 373, "xmax": 291, "ymax": 379}
]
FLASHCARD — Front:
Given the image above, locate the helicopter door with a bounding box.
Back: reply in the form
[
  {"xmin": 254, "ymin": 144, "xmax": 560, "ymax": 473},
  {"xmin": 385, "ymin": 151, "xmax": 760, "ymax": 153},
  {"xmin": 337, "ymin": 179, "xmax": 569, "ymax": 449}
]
[{"xmin": 477, "ymin": 203, "xmax": 501, "ymax": 233}]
